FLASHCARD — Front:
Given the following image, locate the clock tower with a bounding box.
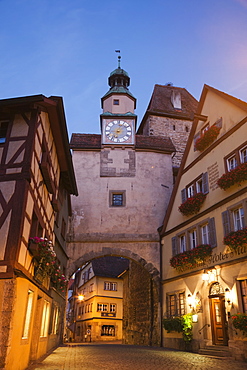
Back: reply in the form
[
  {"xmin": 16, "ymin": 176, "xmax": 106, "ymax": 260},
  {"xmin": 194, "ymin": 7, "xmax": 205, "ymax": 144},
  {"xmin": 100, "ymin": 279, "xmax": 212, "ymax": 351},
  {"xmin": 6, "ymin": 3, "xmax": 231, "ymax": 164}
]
[{"xmin": 101, "ymin": 56, "xmax": 137, "ymax": 146}]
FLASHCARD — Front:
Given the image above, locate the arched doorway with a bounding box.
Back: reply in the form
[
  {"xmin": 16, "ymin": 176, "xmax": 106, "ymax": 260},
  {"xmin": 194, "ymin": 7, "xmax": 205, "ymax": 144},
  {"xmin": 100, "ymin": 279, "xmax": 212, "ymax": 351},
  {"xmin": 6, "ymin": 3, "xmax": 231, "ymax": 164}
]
[
  {"xmin": 66, "ymin": 253, "xmax": 161, "ymax": 347},
  {"xmin": 208, "ymin": 282, "xmax": 228, "ymax": 346}
]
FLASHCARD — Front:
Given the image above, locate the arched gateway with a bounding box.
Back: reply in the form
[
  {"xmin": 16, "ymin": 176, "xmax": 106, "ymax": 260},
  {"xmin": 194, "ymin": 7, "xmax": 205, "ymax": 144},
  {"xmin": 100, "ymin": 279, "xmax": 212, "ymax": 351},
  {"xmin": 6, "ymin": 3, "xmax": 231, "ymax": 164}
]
[{"xmin": 67, "ymin": 57, "xmax": 175, "ymax": 345}]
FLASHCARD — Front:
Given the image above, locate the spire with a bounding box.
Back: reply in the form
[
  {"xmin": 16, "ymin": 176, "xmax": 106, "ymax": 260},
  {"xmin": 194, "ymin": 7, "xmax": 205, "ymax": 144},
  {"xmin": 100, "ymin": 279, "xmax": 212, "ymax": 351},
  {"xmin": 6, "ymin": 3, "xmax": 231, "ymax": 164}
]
[{"xmin": 115, "ymin": 50, "xmax": 121, "ymax": 68}]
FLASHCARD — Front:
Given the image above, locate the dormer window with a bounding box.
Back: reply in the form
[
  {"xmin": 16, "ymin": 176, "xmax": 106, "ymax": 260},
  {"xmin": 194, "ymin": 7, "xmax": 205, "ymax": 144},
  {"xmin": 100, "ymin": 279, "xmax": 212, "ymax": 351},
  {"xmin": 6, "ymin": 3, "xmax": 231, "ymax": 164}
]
[{"xmin": 171, "ymin": 90, "xmax": 182, "ymax": 110}]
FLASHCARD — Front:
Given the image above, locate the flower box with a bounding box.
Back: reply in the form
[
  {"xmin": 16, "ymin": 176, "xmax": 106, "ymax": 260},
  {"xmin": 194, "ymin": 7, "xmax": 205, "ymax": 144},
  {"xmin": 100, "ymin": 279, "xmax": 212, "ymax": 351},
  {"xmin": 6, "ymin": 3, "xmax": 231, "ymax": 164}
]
[
  {"xmin": 231, "ymin": 313, "xmax": 247, "ymax": 334},
  {"xmin": 223, "ymin": 227, "xmax": 247, "ymax": 251},
  {"xmin": 170, "ymin": 244, "xmax": 212, "ymax": 271},
  {"xmin": 217, "ymin": 162, "xmax": 247, "ymax": 190},
  {"xmin": 178, "ymin": 193, "xmax": 206, "ymax": 216},
  {"xmin": 195, "ymin": 125, "xmax": 220, "ymax": 152}
]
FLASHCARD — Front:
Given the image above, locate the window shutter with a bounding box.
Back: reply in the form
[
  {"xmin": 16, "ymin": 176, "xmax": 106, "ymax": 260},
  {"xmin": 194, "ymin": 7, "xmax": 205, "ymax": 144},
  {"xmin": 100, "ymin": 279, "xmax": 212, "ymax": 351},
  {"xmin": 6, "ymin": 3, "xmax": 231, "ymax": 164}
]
[
  {"xmin": 171, "ymin": 236, "xmax": 178, "ymax": 256},
  {"xmin": 181, "ymin": 188, "xmax": 187, "ymax": 203},
  {"xmin": 202, "ymin": 172, "xmax": 209, "ymax": 194},
  {"xmin": 194, "ymin": 132, "xmax": 200, "ymax": 151},
  {"xmin": 222, "ymin": 210, "xmax": 231, "ymax": 236},
  {"xmin": 208, "ymin": 217, "xmax": 217, "ymax": 248}
]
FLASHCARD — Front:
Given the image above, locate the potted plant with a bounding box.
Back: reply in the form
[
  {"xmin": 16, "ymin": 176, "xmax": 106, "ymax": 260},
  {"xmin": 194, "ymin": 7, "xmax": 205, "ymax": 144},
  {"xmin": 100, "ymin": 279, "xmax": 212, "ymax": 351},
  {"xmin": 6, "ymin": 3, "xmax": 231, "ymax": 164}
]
[
  {"xmin": 29, "ymin": 237, "xmax": 56, "ymax": 275},
  {"xmin": 195, "ymin": 125, "xmax": 220, "ymax": 152},
  {"xmin": 231, "ymin": 313, "xmax": 247, "ymax": 335},
  {"xmin": 217, "ymin": 162, "xmax": 247, "ymax": 190},
  {"xmin": 51, "ymin": 263, "xmax": 68, "ymax": 294},
  {"xmin": 223, "ymin": 227, "xmax": 247, "ymax": 251},
  {"xmin": 163, "ymin": 316, "xmax": 183, "ymax": 333},
  {"xmin": 178, "ymin": 193, "xmax": 206, "ymax": 216}
]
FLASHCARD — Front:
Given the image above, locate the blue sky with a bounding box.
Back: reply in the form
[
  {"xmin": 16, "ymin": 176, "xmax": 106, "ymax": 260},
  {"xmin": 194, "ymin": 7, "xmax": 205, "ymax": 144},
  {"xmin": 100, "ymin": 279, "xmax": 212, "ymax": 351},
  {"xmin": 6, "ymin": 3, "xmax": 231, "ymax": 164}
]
[{"xmin": 1, "ymin": 0, "xmax": 247, "ymax": 137}]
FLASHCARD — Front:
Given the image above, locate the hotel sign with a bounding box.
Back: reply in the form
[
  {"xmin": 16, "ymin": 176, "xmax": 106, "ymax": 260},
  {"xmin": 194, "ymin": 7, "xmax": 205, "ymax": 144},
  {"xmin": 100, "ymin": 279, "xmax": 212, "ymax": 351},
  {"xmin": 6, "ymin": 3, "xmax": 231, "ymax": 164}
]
[{"xmin": 101, "ymin": 312, "xmax": 116, "ymax": 317}]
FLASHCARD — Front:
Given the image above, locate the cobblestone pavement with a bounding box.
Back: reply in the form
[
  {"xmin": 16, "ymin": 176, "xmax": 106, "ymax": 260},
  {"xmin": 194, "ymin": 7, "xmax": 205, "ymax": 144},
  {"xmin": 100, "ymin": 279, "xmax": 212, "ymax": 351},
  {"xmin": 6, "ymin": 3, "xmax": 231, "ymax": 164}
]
[{"xmin": 26, "ymin": 343, "xmax": 247, "ymax": 370}]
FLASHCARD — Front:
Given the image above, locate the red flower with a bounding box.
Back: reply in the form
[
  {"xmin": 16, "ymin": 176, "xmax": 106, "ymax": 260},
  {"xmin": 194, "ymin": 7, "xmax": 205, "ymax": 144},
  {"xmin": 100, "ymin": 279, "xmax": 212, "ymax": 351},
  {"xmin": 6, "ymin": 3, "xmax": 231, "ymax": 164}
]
[
  {"xmin": 217, "ymin": 162, "xmax": 247, "ymax": 190},
  {"xmin": 195, "ymin": 125, "xmax": 220, "ymax": 152},
  {"xmin": 178, "ymin": 193, "xmax": 206, "ymax": 216}
]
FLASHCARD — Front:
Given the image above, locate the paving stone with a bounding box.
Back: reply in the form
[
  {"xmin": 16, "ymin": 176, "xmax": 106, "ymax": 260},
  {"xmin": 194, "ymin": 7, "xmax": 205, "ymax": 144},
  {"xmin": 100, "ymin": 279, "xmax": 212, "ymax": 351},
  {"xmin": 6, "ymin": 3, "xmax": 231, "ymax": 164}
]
[{"xmin": 26, "ymin": 343, "xmax": 247, "ymax": 370}]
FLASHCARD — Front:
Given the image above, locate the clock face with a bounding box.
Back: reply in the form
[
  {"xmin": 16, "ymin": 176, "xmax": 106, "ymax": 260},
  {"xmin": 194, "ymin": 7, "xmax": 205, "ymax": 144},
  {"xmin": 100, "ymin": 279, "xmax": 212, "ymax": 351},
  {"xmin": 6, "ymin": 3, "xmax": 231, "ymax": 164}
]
[{"xmin": 105, "ymin": 120, "xmax": 132, "ymax": 143}]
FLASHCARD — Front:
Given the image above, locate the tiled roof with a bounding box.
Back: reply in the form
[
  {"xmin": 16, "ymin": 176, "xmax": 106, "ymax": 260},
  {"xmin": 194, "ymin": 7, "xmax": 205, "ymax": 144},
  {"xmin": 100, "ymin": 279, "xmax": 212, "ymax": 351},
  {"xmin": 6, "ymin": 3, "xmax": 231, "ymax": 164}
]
[
  {"xmin": 70, "ymin": 133, "xmax": 175, "ymax": 153},
  {"xmin": 92, "ymin": 256, "xmax": 129, "ymax": 278},
  {"xmin": 70, "ymin": 134, "xmax": 101, "ymax": 149},
  {"xmin": 147, "ymin": 84, "xmax": 198, "ymax": 116},
  {"xmin": 136, "ymin": 135, "xmax": 175, "ymax": 152}
]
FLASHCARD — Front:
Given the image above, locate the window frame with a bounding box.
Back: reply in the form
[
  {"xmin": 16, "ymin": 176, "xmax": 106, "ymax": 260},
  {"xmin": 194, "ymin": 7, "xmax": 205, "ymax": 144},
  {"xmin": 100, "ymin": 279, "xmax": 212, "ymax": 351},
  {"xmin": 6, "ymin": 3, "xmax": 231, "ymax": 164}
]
[
  {"xmin": 171, "ymin": 217, "xmax": 217, "ymax": 256},
  {"xmin": 109, "ymin": 190, "xmax": 126, "ymax": 207},
  {"xmin": 222, "ymin": 200, "xmax": 247, "ymax": 236},
  {"xmin": 166, "ymin": 291, "xmax": 186, "ymax": 318},
  {"xmin": 181, "ymin": 172, "xmax": 209, "ymax": 203},
  {"xmin": 22, "ymin": 289, "xmax": 34, "ymax": 340},
  {"xmin": 224, "ymin": 141, "xmax": 247, "ymax": 173},
  {"xmin": 104, "ymin": 282, "xmax": 117, "ymax": 291}
]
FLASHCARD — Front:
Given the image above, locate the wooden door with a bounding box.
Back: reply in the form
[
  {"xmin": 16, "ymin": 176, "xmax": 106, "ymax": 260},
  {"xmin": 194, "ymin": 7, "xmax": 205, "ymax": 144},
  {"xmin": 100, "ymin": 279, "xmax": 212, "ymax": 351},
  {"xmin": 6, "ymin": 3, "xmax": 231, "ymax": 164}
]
[{"xmin": 210, "ymin": 297, "xmax": 228, "ymax": 345}]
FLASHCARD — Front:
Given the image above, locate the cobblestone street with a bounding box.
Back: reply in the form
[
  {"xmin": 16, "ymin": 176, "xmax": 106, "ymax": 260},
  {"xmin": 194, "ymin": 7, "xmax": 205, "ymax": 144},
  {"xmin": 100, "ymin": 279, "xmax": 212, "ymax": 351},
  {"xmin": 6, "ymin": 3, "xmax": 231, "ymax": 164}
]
[{"xmin": 26, "ymin": 343, "xmax": 247, "ymax": 370}]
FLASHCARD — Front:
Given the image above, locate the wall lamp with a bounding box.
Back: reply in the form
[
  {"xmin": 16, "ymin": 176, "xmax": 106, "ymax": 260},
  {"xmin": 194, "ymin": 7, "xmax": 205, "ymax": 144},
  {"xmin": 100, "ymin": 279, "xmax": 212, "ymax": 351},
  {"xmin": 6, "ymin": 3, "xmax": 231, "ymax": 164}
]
[
  {"xmin": 78, "ymin": 294, "xmax": 85, "ymax": 301},
  {"xmin": 187, "ymin": 294, "xmax": 194, "ymax": 309},
  {"xmin": 225, "ymin": 288, "xmax": 232, "ymax": 305}
]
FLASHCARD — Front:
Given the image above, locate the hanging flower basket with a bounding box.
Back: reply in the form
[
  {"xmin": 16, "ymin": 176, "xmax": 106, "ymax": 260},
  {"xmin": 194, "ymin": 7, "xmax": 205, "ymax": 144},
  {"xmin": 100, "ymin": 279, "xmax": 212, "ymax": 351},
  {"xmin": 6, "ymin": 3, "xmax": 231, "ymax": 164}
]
[
  {"xmin": 178, "ymin": 193, "xmax": 206, "ymax": 216},
  {"xmin": 170, "ymin": 244, "xmax": 212, "ymax": 271},
  {"xmin": 51, "ymin": 262, "xmax": 68, "ymax": 294},
  {"xmin": 223, "ymin": 227, "xmax": 247, "ymax": 251},
  {"xmin": 217, "ymin": 162, "xmax": 247, "ymax": 190},
  {"xmin": 195, "ymin": 125, "xmax": 220, "ymax": 152},
  {"xmin": 231, "ymin": 313, "xmax": 247, "ymax": 334},
  {"xmin": 29, "ymin": 237, "xmax": 56, "ymax": 275}
]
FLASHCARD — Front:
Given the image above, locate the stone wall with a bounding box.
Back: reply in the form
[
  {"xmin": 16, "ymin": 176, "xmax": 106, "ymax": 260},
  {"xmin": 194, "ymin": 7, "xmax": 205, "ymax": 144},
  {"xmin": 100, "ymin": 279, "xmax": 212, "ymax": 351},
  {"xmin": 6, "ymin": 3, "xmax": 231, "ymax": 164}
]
[
  {"xmin": 146, "ymin": 115, "xmax": 192, "ymax": 168},
  {"xmin": 122, "ymin": 260, "xmax": 160, "ymax": 346}
]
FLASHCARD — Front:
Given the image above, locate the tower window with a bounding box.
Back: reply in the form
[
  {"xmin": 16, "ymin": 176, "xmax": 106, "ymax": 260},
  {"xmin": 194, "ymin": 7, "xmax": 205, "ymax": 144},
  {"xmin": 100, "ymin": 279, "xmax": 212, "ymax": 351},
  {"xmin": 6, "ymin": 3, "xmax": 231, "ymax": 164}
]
[
  {"xmin": 109, "ymin": 190, "xmax": 126, "ymax": 207},
  {"xmin": 113, "ymin": 99, "xmax": 119, "ymax": 105}
]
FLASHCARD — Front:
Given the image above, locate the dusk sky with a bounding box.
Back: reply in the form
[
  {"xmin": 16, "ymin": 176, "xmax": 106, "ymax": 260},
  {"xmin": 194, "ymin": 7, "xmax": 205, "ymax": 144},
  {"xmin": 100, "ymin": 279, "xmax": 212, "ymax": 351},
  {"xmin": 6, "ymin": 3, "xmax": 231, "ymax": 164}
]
[{"xmin": 1, "ymin": 0, "xmax": 247, "ymax": 137}]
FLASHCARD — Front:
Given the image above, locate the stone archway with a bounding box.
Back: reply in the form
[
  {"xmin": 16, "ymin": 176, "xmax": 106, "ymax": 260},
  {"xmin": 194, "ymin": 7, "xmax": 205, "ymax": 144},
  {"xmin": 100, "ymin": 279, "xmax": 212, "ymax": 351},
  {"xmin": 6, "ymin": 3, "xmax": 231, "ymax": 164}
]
[{"xmin": 66, "ymin": 245, "xmax": 161, "ymax": 346}]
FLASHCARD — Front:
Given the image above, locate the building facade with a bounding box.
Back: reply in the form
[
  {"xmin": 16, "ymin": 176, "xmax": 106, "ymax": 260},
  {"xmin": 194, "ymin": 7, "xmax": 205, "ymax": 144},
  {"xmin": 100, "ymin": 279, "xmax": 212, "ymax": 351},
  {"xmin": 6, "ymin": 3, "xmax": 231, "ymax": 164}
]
[
  {"xmin": 0, "ymin": 95, "xmax": 77, "ymax": 370},
  {"xmin": 160, "ymin": 85, "xmax": 247, "ymax": 360},
  {"xmin": 68, "ymin": 256, "xmax": 129, "ymax": 342}
]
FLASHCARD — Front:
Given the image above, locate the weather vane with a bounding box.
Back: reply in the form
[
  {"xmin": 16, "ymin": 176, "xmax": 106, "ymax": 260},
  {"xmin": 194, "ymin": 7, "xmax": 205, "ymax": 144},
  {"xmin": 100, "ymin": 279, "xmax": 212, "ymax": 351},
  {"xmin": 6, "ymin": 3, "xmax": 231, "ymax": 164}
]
[{"xmin": 115, "ymin": 50, "xmax": 121, "ymax": 68}]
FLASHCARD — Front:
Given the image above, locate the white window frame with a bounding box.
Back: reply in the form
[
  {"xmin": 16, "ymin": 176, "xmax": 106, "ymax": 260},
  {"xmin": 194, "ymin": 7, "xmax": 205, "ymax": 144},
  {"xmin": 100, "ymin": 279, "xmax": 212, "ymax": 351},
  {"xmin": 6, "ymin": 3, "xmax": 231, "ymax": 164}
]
[
  {"xmin": 187, "ymin": 185, "xmax": 194, "ymax": 198},
  {"xmin": 179, "ymin": 235, "xmax": 186, "ymax": 252},
  {"xmin": 227, "ymin": 155, "xmax": 237, "ymax": 171},
  {"xmin": 240, "ymin": 146, "xmax": 247, "ymax": 164},
  {"xmin": 97, "ymin": 303, "xmax": 108, "ymax": 312},
  {"xmin": 233, "ymin": 207, "xmax": 244, "ymax": 231},
  {"xmin": 189, "ymin": 229, "xmax": 197, "ymax": 249},
  {"xmin": 201, "ymin": 224, "xmax": 209, "ymax": 244}
]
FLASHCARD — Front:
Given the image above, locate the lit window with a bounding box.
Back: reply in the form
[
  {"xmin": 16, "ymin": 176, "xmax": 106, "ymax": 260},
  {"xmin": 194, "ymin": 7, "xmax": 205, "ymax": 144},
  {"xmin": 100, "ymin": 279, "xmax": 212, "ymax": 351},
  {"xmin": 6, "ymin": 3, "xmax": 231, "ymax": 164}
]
[
  {"xmin": 166, "ymin": 292, "xmax": 186, "ymax": 317},
  {"xmin": 239, "ymin": 279, "xmax": 247, "ymax": 313},
  {"xmin": 97, "ymin": 303, "xmax": 108, "ymax": 312},
  {"xmin": 110, "ymin": 304, "xmax": 116, "ymax": 312},
  {"xmin": 40, "ymin": 300, "xmax": 50, "ymax": 337},
  {"xmin": 104, "ymin": 282, "xmax": 117, "ymax": 291},
  {"xmin": 233, "ymin": 207, "xmax": 244, "ymax": 231},
  {"xmin": 101, "ymin": 325, "xmax": 115, "ymax": 336},
  {"xmin": 22, "ymin": 290, "xmax": 34, "ymax": 339},
  {"xmin": 51, "ymin": 305, "xmax": 59, "ymax": 334}
]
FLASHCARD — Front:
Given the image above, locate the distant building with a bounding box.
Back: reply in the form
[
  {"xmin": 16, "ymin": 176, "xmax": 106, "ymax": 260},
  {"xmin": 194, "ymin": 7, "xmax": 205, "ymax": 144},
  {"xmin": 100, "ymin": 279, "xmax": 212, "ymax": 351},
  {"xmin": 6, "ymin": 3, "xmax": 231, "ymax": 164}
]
[
  {"xmin": 0, "ymin": 95, "xmax": 77, "ymax": 370},
  {"xmin": 68, "ymin": 256, "xmax": 129, "ymax": 342},
  {"xmin": 160, "ymin": 85, "xmax": 247, "ymax": 360}
]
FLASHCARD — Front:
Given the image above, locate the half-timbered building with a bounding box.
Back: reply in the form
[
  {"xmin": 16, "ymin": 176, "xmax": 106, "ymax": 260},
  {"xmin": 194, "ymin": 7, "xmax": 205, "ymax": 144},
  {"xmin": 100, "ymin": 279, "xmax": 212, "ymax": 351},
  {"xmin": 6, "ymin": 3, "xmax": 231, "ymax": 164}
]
[{"xmin": 0, "ymin": 95, "xmax": 77, "ymax": 370}]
